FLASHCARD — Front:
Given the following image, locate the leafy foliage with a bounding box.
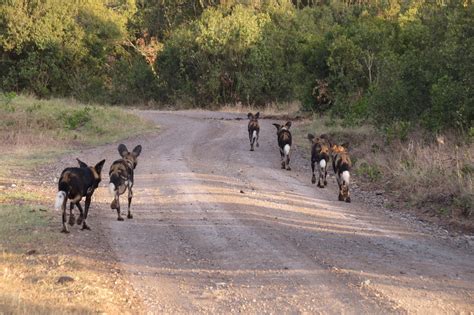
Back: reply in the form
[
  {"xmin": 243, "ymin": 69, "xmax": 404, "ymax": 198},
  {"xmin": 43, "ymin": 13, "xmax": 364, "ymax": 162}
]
[{"xmin": 0, "ymin": 0, "xmax": 472, "ymax": 133}]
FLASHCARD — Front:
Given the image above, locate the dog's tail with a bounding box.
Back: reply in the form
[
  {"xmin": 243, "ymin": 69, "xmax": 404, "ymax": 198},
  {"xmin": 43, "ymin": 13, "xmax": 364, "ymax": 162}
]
[
  {"xmin": 54, "ymin": 191, "xmax": 66, "ymax": 211},
  {"xmin": 319, "ymin": 159, "xmax": 326, "ymax": 171},
  {"xmin": 252, "ymin": 130, "xmax": 257, "ymax": 141},
  {"xmin": 341, "ymin": 170, "xmax": 350, "ymax": 186},
  {"xmin": 284, "ymin": 144, "xmax": 291, "ymax": 156}
]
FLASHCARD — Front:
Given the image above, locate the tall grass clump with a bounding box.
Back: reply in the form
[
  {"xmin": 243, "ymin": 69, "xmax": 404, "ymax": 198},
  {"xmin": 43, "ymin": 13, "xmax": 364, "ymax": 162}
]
[{"xmin": 298, "ymin": 116, "xmax": 474, "ymax": 227}]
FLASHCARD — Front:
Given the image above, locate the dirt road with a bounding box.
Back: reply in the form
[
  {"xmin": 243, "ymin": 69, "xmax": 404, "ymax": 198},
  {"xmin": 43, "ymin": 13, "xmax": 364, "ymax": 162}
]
[{"xmin": 69, "ymin": 111, "xmax": 473, "ymax": 314}]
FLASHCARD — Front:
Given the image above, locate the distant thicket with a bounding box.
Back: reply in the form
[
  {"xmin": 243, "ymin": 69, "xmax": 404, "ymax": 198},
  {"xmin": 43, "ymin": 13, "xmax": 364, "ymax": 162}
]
[{"xmin": 1, "ymin": 0, "xmax": 472, "ymax": 133}]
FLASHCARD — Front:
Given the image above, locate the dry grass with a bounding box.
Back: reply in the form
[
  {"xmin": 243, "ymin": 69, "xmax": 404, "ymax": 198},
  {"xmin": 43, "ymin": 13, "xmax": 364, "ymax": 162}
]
[
  {"xmin": 0, "ymin": 205, "xmax": 139, "ymax": 314},
  {"xmin": 219, "ymin": 101, "xmax": 302, "ymax": 117},
  {"xmin": 296, "ymin": 115, "xmax": 474, "ymax": 232},
  {"xmin": 0, "ymin": 251, "xmax": 132, "ymax": 314},
  {"xmin": 1, "ymin": 94, "xmax": 156, "ymax": 146},
  {"xmin": 0, "ymin": 94, "xmax": 156, "ymax": 177},
  {"xmin": 381, "ymin": 138, "xmax": 473, "ymax": 217}
]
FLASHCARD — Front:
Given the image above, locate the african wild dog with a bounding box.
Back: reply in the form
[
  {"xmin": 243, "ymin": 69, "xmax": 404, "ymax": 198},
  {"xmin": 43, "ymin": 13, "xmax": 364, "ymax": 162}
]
[
  {"xmin": 331, "ymin": 144, "xmax": 352, "ymax": 202},
  {"xmin": 247, "ymin": 112, "xmax": 260, "ymax": 151},
  {"xmin": 272, "ymin": 121, "xmax": 292, "ymax": 170},
  {"xmin": 308, "ymin": 133, "xmax": 331, "ymax": 188},
  {"xmin": 54, "ymin": 159, "xmax": 106, "ymax": 233},
  {"xmin": 109, "ymin": 144, "xmax": 142, "ymax": 221}
]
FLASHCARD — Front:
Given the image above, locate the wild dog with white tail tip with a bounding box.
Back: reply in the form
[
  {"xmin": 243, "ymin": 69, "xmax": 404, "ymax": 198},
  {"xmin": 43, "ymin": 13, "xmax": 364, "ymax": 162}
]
[
  {"xmin": 247, "ymin": 112, "xmax": 260, "ymax": 151},
  {"xmin": 55, "ymin": 159, "xmax": 106, "ymax": 233},
  {"xmin": 308, "ymin": 133, "xmax": 331, "ymax": 188},
  {"xmin": 109, "ymin": 144, "xmax": 142, "ymax": 221},
  {"xmin": 331, "ymin": 144, "xmax": 352, "ymax": 202},
  {"xmin": 272, "ymin": 121, "xmax": 292, "ymax": 170}
]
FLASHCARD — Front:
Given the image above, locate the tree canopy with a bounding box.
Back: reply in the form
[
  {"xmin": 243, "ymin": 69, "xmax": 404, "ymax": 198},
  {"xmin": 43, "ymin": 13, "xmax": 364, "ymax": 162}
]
[{"xmin": 1, "ymin": 0, "xmax": 472, "ymax": 133}]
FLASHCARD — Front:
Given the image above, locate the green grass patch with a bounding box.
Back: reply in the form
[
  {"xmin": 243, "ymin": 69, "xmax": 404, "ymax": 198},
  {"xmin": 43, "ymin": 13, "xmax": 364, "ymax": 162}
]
[
  {"xmin": 0, "ymin": 190, "xmax": 44, "ymax": 203},
  {"xmin": 0, "ymin": 149, "xmax": 70, "ymax": 178},
  {"xmin": 0, "ymin": 204, "xmax": 56, "ymax": 251},
  {"xmin": 355, "ymin": 161, "xmax": 382, "ymax": 182},
  {"xmin": 0, "ymin": 93, "xmax": 157, "ymax": 176},
  {"xmin": 1, "ymin": 94, "xmax": 156, "ymax": 145}
]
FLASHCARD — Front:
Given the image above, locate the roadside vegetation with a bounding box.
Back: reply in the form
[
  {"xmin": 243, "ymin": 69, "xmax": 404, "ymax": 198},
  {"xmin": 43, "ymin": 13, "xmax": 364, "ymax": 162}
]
[
  {"xmin": 295, "ymin": 116, "xmax": 473, "ymax": 232},
  {"xmin": 1, "ymin": 1, "xmax": 472, "ymax": 134},
  {"xmin": 1, "ymin": 93, "xmax": 155, "ymax": 175}
]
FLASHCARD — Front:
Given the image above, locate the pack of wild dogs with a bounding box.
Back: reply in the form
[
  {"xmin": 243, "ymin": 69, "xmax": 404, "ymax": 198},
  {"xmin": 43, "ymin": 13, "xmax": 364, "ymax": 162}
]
[
  {"xmin": 53, "ymin": 113, "xmax": 351, "ymax": 233},
  {"xmin": 248, "ymin": 112, "xmax": 352, "ymax": 202}
]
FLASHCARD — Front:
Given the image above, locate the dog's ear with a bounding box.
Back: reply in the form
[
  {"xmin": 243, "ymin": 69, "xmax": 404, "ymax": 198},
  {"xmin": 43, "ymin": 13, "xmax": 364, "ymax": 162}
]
[
  {"xmin": 285, "ymin": 121, "xmax": 292, "ymax": 129},
  {"xmin": 331, "ymin": 144, "xmax": 344, "ymax": 153},
  {"xmin": 255, "ymin": 112, "xmax": 260, "ymax": 119},
  {"xmin": 272, "ymin": 123, "xmax": 281, "ymax": 130},
  {"xmin": 76, "ymin": 158, "xmax": 88, "ymax": 168},
  {"xmin": 341, "ymin": 142, "xmax": 349, "ymax": 150},
  {"xmin": 94, "ymin": 159, "xmax": 106, "ymax": 174},
  {"xmin": 118, "ymin": 144, "xmax": 128, "ymax": 157},
  {"xmin": 320, "ymin": 134, "xmax": 332, "ymax": 147},
  {"xmin": 247, "ymin": 112, "xmax": 254, "ymax": 120},
  {"xmin": 132, "ymin": 145, "xmax": 142, "ymax": 157},
  {"xmin": 307, "ymin": 133, "xmax": 315, "ymax": 143}
]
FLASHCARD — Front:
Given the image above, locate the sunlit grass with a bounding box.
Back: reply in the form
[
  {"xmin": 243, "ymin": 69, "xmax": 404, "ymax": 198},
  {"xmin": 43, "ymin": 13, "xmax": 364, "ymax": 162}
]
[
  {"xmin": 0, "ymin": 94, "xmax": 157, "ymax": 177},
  {"xmin": 0, "ymin": 190, "xmax": 45, "ymax": 203},
  {"xmin": 1, "ymin": 94, "xmax": 156, "ymax": 146},
  {"xmin": 0, "ymin": 204, "xmax": 55, "ymax": 249},
  {"xmin": 0, "ymin": 205, "xmax": 137, "ymax": 314},
  {"xmin": 219, "ymin": 101, "xmax": 302, "ymax": 117}
]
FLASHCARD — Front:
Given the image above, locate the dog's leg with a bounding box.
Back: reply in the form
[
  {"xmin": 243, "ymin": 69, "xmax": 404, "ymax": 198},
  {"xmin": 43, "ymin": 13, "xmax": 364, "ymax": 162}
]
[
  {"xmin": 338, "ymin": 190, "xmax": 345, "ymax": 201},
  {"xmin": 68, "ymin": 202, "xmax": 75, "ymax": 226},
  {"xmin": 116, "ymin": 194, "xmax": 124, "ymax": 221},
  {"xmin": 280, "ymin": 148, "xmax": 285, "ymax": 169},
  {"xmin": 335, "ymin": 172, "xmax": 341, "ymax": 189},
  {"xmin": 256, "ymin": 130, "xmax": 259, "ymax": 147},
  {"xmin": 61, "ymin": 198, "xmax": 69, "ymax": 233},
  {"xmin": 286, "ymin": 154, "xmax": 291, "ymax": 171},
  {"xmin": 311, "ymin": 160, "xmax": 316, "ymax": 184},
  {"xmin": 334, "ymin": 172, "xmax": 344, "ymax": 201},
  {"xmin": 127, "ymin": 186, "xmax": 133, "ymax": 219},
  {"xmin": 345, "ymin": 190, "xmax": 351, "ymax": 203},
  {"xmin": 249, "ymin": 131, "xmax": 254, "ymax": 151},
  {"xmin": 81, "ymin": 196, "xmax": 91, "ymax": 230},
  {"xmin": 324, "ymin": 165, "xmax": 328, "ymax": 187},
  {"xmin": 337, "ymin": 176, "xmax": 345, "ymax": 201},
  {"xmin": 76, "ymin": 202, "xmax": 84, "ymax": 226}
]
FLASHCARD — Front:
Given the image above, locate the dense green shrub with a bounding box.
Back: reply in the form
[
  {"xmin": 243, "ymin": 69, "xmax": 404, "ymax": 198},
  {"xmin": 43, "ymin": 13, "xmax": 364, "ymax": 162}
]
[
  {"xmin": 0, "ymin": 0, "xmax": 472, "ymax": 133},
  {"xmin": 63, "ymin": 107, "xmax": 92, "ymax": 130}
]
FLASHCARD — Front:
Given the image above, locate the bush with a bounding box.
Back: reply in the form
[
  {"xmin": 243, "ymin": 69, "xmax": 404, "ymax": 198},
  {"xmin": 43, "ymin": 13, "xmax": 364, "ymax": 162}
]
[
  {"xmin": 1, "ymin": 1, "xmax": 472, "ymax": 135},
  {"xmin": 62, "ymin": 107, "xmax": 92, "ymax": 130},
  {"xmin": 356, "ymin": 161, "xmax": 382, "ymax": 182}
]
